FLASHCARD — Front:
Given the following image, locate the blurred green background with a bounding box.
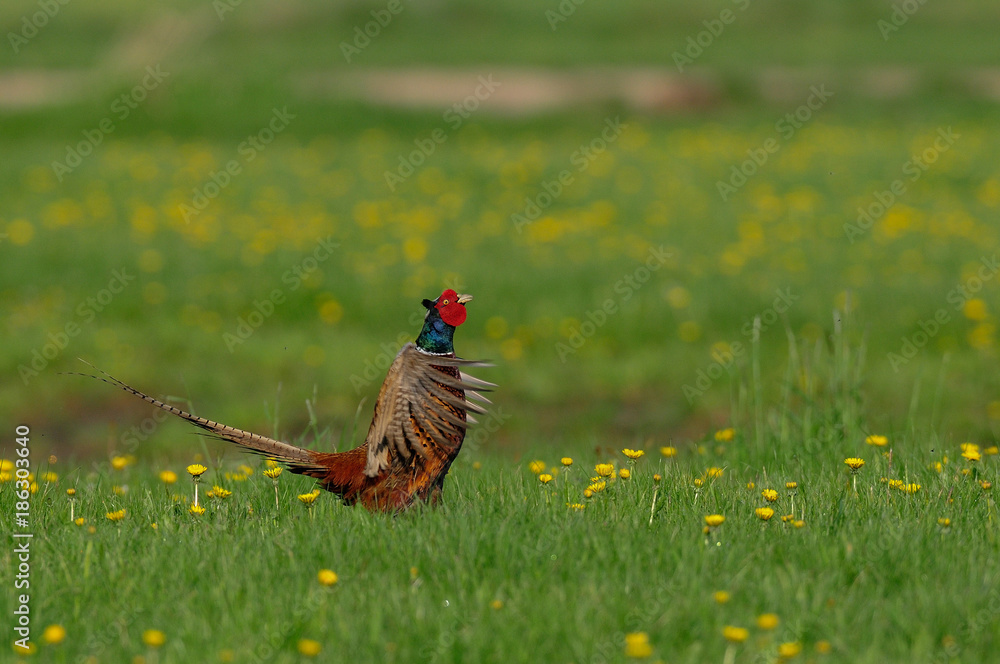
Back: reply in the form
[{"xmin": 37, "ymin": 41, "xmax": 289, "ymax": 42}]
[{"xmin": 2, "ymin": 0, "xmax": 998, "ymax": 463}]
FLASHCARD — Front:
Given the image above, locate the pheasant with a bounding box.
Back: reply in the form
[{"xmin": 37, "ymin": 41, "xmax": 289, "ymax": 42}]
[{"xmin": 80, "ymin": 289, "xmax": 494, "ymax": 512}]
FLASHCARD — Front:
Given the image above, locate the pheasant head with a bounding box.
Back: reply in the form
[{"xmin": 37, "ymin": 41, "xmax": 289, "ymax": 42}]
[{"xmin": 415, "ymin": 289, "xmax": 472, "ymax": 354}]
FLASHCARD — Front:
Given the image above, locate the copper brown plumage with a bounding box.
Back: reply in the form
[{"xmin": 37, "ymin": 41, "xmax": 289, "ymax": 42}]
[{"xmin": 77, "ymin": 289, "xmax": 493, "ymax": 512}]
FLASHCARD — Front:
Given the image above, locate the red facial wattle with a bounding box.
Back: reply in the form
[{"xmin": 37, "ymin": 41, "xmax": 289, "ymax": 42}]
[{"xmin": 436, "ymin": 289, "xmax": 468, "ymax": 327}]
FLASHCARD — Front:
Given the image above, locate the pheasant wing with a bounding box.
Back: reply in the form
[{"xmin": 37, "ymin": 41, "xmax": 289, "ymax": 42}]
[{"xmin": 363, "ymin": 343, "xmax": 494, "ymax": 477}]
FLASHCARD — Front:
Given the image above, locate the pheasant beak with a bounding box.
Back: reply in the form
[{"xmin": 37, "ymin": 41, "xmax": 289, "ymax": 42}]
[{"xmin": 457, "ymin": 294, "xmax": 473, "ymax": 305}]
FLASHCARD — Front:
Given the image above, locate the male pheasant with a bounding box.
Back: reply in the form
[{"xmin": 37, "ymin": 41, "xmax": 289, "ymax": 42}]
[{"xmin": 82, "ymin": 289, "xmax": 493, "ymax": 512}]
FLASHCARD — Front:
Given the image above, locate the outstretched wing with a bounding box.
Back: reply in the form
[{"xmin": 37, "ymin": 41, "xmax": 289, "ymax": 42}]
[{"xmin": 363, "ymin": 343, "xmax": 494, "ymax": 477}]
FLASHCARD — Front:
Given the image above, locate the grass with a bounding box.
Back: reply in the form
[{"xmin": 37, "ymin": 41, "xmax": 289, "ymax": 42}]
[{"xmin": 4, "ymin": 323, "xmax": 999, "ymax": 662}]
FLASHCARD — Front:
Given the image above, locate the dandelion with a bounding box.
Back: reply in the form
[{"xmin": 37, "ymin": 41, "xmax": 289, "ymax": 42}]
[
  {"xmin": 187, "ymin": 463, "xmax": 208, "ymax": 506},
  {"xmin": 622, "ymin": 448, "xmax": 645, "ymax": 460},
  {"xmin": 568, "ymin": 503, "xmax": 586, "ymax": 510},
  {"xmin": 937, "ymin": 517, "xmax": 952, "ymax": 529},
  {"xmin": 793, "ymin": 520, "xmax": 805, "ymax": 528},
  {"xmin": 66, "ymin": 488, "xmax": 76, "ymax": 521},
  {"xmin": 142, "ymin": 630, "xmax": 166, "ymax": 648},
  {"xmin": 74, "ymin": 517, "xmax": 85, "ymax": 526},
  {"xmin": 538, "ymin": 473, "xmax": 553, "ymax": 484},
  {"xmin": 561, "ymin": 457, "xmax": 573, "ymax": 466},
  {"xmin": 105, "ymin": 509, "xmax": 126, "ymax": 521},
  {"xmin": 713, "ymin": 590, "xmax": 731, "ymax": 604},
  {"xmin": 747, "ymin": 481, "xmax": 756, "ymax": 489},
  {"xmin": 777, "ymin": 641, "xmax": 802, "ymax": 659},
  {"xmin": 586, "ymin": 481, "xmax": 607, "ymax": 494},
  {"xmin": 653, "ymin": 473, "xmax": 661, "ymax": 482},
  {"xmin": 42, "ymin": 625, "xmax": 66, "ymax": 645},
  {"xmin": 159, "ymin": 470, "xmax": 177, "ymax": 485},
  {"xmin": 756, "ymin": 613, "xmax": 780, "ymax": 630},
  {"xmin": 111, "ymin": 455, "xmax": 130, "ymax": 471},
  {"xmin": 189, "ymin": 504, "xmax": 206, "ymax": 516},
  {"xmin": 705, "ymin": 514, "xmax": 725, "ymax": 528},
  {"xmin": 900, "ymin": 483, "xmax": 921, "ymax": 494},
  {"xmin": 624, "ymin": 632, "xmax": 653, "ymax": 658},
  {"xmin": 762, "ymin": 489, "xmax": 778, "ymax": 502},
  {"xmin": 238, "ymin": 464, "xmax": 254, "ymax": 477},
  {"xmin": 785, "ymin": 481, "xmax": 797, "ymax": 490},
  {"xmin": 963, "ymin": 448, "xmax": 982, "ymax": 462},
  {"xmin": 845, "ymin": 457, "xmax": 864, "ymax": 491},
  {"xmin": 723, "ymin": 625, "xmax": 749, "ymax": 642},
  {"xmin": 595, "ymin": 463, "xmax": 614, "ymax": 477},
  {"xmin": 211, "ymin": 486, "xmax": 232, "ymax": 499},
  {"xmin": 299, "ymin": 491, "xmax": 319, "ymax": 518},
  {"xmin": 985, "ymin": 446, "xmax": 999, "ymax": 456},
  {"xmin": 264, "ymin": 466, "xmax": 282, "ymax": 510},
  {"xmin": 660, "ymin": 446, "xmax": 677, "ymax": 458},
  {"xmin": 707, "ymin": 466, "xmax": 724, "ymax": 479},
  {"xmin": 619, "ymin": 469, "xmax": 631, "ymax": 479},
  {"xmin": 490, "ymin": 599, "xmax": 504, "ymax": 610},
  {"xmin": 781, "ymin": 514, "xmax": 795, "ymax": 522},
  {"xmin": 865, "ymin": 434, "xmax": 888, "ymax": 447},
  {"xmin": 528, "ymin": 460, "xmax": 546, "ymax": 474},
  {"xmin": 40, "ymin": 471, "xmax": 58, "ymax": 483},
  {"xmin": 755, "ymin": 507, "xmax": 775, "ymax": 521},
  {"xmin": 981, "ymin": 481, "xmax": 992, "ymax": 491},
  {"xmin": 317, "ymin": 569, "xmax": 338, "ymax": 586},
  {"xmin": 961, "ymin": 442, "xmax": 980, "ymax": 454},
  {"xmin": 694, "ymin": 478, "xmax": 704, "ymax": 488},
  {"xmin": 297, "ymin": 639, "xmax": 322, "ymax": 657},
  {"xmin": 715, "ymin": 428, "xmax": 735, "ymax": 442}
]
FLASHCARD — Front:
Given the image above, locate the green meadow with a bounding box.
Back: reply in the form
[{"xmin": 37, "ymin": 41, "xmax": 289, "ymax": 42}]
[{"xmin": 2, "ymin": 0, "xmax": 999, "ymax": 662}]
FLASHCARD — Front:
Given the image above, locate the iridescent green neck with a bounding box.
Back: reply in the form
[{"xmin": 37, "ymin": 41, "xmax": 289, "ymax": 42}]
[{"xmin": 415, "ymin": 315, "xmax": 456, "ymax": 355}]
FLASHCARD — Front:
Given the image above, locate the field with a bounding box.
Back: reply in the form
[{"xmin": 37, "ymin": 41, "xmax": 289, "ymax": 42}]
[{"xmin": 3, "ymin": 0, "xmax": 1000, "ymax": 662}]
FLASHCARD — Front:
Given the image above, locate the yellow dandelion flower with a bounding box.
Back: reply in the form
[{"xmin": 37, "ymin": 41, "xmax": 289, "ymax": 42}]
[
  {"xmin": 74, "ymin": 517, "xmax": 85, "ymax": 526},
  {"xmin": 111, "ymin": 456, "xmax": 129, "ymax": 471},
  {"xmin": 490, "ymin": 599, "xmax": 504, "ymax": 610},
  {"xmin": 624, "ymin": 632, "xmax": 653, "ymax": 659},
  {"xmin": 705, "ymin": 514, "xmax": 725, "ymax": 527},
  {"xmin": 568, "ymin": 503, "xmax": 586, "ymax": 510},
  {"xmin": 264, "ymin": 467, "xmax": 283, "ymax": 479},
  {"xmin": 984, "ymin": 446, "xmax": 999, "ymax": 456},
  {"xmin": 265, "ymin": 459, "xmax": 280, "ymax": 468},
  {"xmin": 528, "ymin": 460, "xmax": 546, "ymax": 474},
  {"xmin": 112, "ymin": 485, "xmax": 127, "ymax": 495},
  {"xmin": 713, "ymin": 590, "xmax": 730, "ymax": 604},
  {"xmin": 159, "ymin": 470, "xmax": 177, "ymax": 485},
  {"xmin": 723, "ymin": 626, "xmax": 749, "ymax": 643},
  {"xmin": 785, "ymin": 481, "xmax": 798, "ymax": 490},
  {"xmin": 981, "ymin": 481, "xmax": 992, "ymax": 490},
  {"xmin": 586, "ymin": 481, "xmax": 607, "ymax": 493},
  {"xmin": 538, "ymin": 473, "xmax": 553, "ymax": 484},
  {"xmin": 937, "ymin": 517, "xmax": 951, "ymax": 528},
  {"xmin": 189, "ymin": 504, "xmax": 206, "ymax": 516},
  {"xmin": 211, "ymin": 486, "xmax": 232, "ymax": 499},
  {"xmin": 887, "ymin": 479, "xmax": 903, "ymax": 489},
  {"xmin": 761, "ymin": 489, "xmax": 778, "ymax": 502},
  {"xmin": 142, "ymin": 630, "xmax": 166, "ymax": 648},
  {"xmin": 844, "ymin": 457, "xmax": 865, "ymax": 471},
  {"xmin": 901, "ymin": 482, "xmax": 921, "ymax": 494},
  {"xmin": 756, "ymin": 613, "xmax": 780, "ymax": 630},
  {"xmin": 960, "ymin": 442, "xmax": 979, "ymax": 454},
  {"xmin": 865, "ymin": 434, "xmax": 888, "ymax": 447},
  {"xmin": 298, "ymin": 492, "xmax": 319, "ymax": 505},
  {"xmin": 793, "ymin": 520, "xmax": 805, "ymax": 528},
  {"xmin": 297, "ymin": 639, "xmax": 322, "ymax": 657},
  {"xmin": 66, "ymin": 488, "xmax": 76, "ymax": 497},
  {"xmin": 595, "ymin": 463, "xmax": 615, "ymax": 477},
  {"xmin": 186, "ymin": 464, "xmax": 208, "ymax": 478},
  {"xmin": 619, "ymin": 469, "xmax": 631, "ymax": 479},
  {"xmin": 40, "ymin": 471, "xmax": 58, "ymax": 482},
  {"xmin": 622, "ymin": 448, "xmax": 645, "ymax": 460},
  {"xmin": 105, "ymin": 509, "xmax": 126, "ymax": 521},
  {"xmin": 755, "ymin": 507, "xmax": 775, "ymax": 521},
  {"xmin": 747, "ymin": 481, "xmax": 756, "ymax": 489},
  {"xmin": 238, "ymin": 464, "xmax": 254, "ymax": 476},
  {"xmin": 660, "ymin": 446, "xmax": 677, "ymax": 458},
  {"xmin": 583, "ymin": 489, "xmax": 593, "ymax": 499},
  {"xmin": 714, "ymin": 428, "xmax": 735, "ymax": 442},
  {"xmin": 42, "ymin": 624, "xmax": 66, "ymax": 645},
  {"xmin": 777, "ymin": 641, "xmax": 802, "ymax": 658},
  {"xmin": 781, "ymin": 514, "xmax": 795, "ymax": 522},
  {"xmin": 694, "ymin": 478, "xmax": 704, "ymax": 488},
  {"xmin": 12, "ymin": 641, "xmax": 36, "ymax": 655},
  {"xmin": 963, "ymin": 449, "xmax": 981, "ymax": 462},
  {"xmin": 931, "ymin": 461, "xmax": 943, "ymax": 473},
  {"xmin": 653, "ymin": 473, "xmax": 662, "ymax": 482},
  {"xmin": 561, "ymin": 457, "xmax": 573, "ymax": 466},
  {"xmin": 317, "ymin": 569, "xmax": 338, "ymax": 586},
  {"xmin": 707, "ymin": 467, "xmax": 724, "ymax": 479}
]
